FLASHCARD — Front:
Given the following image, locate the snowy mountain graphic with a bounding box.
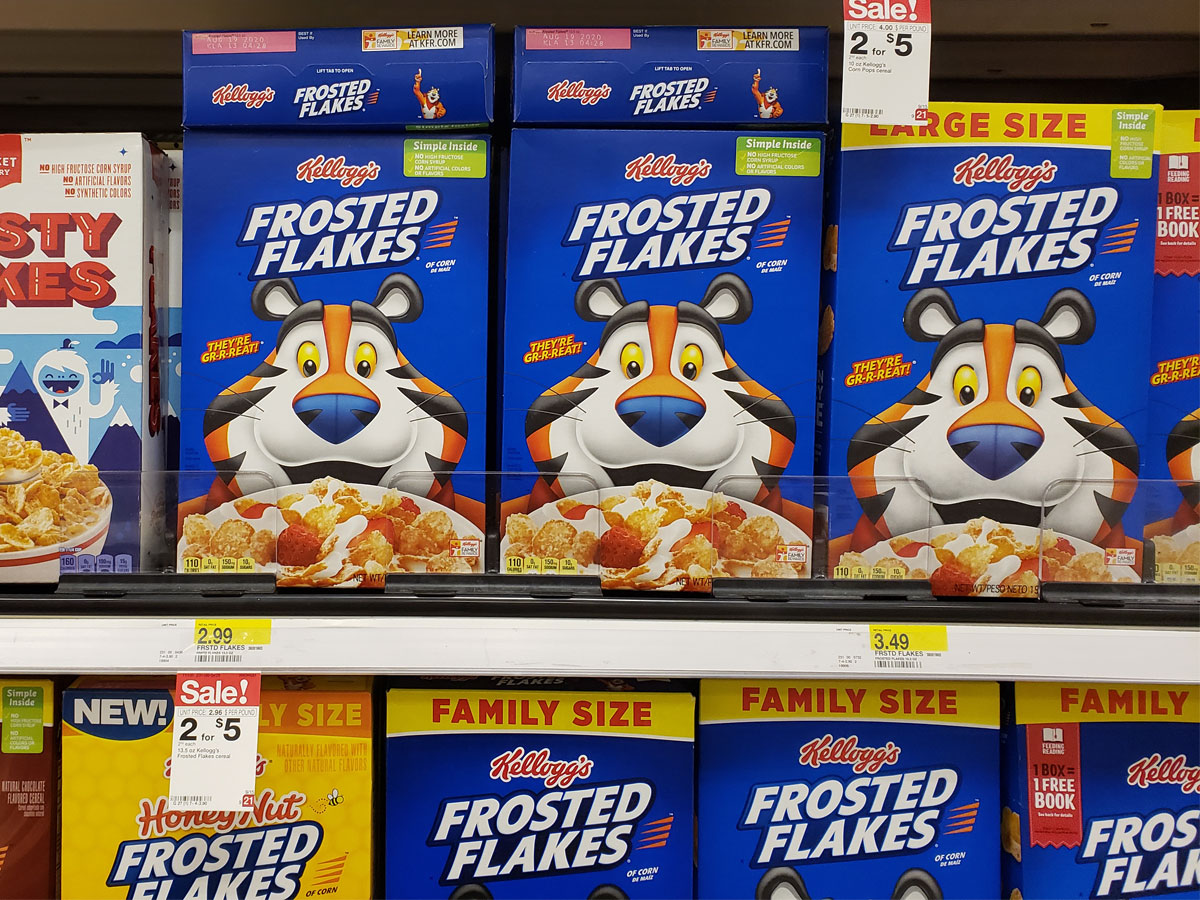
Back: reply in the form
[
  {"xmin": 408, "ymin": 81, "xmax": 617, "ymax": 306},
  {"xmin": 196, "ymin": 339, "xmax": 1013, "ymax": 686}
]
[
  {"xmin": 0, "ymin": 361, "xmax": 69, "ymax": 453},
  {"xmin": 91, "ymin": 405, "xmax": 143, "ymax": 562},
  {"xmin": 92, "ymin": 406, "xmax": 141, "ymax": 471}
]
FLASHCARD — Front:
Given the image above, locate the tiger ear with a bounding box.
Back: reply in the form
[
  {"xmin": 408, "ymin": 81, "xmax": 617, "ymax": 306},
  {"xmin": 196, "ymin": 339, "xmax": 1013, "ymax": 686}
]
[
  {"xmin": 373, "ymin": 273, "xmax": 424, "ymax": 323},
  {"xmin": 1038, "ymin": 288, "xmax": 1095, "ymax": 345},
  {"xmin": 699, "ymin": 273, "xmax": 752, "ymax": 324},
  {"xmin": 575, "ymin": 279, "xmax": 627, "ymax": 322},
  {"xmin": 904, "ymin": 287, "xmax": 961, "ymax": 342},
  {"xmin": 251, "ymin": 279, "xmax": 302, "ymax": 320}
]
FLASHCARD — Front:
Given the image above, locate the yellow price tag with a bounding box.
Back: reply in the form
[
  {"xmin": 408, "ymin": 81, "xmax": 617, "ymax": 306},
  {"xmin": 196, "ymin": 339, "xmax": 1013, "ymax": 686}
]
[
  {"xmin": 194, "ymin": 618, "xmax": 272, "ymax": 647},
  {"xmin": 869, "ymin": 623, "xmax": 948, "ymax": 653}
]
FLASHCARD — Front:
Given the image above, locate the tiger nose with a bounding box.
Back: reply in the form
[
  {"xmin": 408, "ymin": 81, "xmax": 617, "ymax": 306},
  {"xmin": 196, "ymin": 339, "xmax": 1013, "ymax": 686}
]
[
  {"xmin": 616, "ymin": 396, "xmax": 705, "ymax": 447},
  {"xmin": 948, "ymin": 423, "xmax": 1043, "ymax": 481},
  {"xmin": 293, "ymin": 393, "xmax": 379, "ymax": 444}
]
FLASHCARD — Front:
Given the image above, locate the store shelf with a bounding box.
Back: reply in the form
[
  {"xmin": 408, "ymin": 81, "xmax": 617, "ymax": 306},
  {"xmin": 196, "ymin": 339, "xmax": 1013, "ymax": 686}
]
[{"xmin": 1, "ymin": 585, "xmax": 1195, "ymax": 680}]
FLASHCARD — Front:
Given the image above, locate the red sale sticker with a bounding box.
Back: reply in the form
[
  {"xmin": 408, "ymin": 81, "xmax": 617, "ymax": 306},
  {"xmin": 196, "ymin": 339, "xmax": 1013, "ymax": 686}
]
[
  {"xmin": 1026, "ymin": 721, "xmax": 1084, "ymax": 848},
  {"xmin": 170, "ymin": 673, "xmax": 262, "ymax": 811},
  {"xmin": 842, "ymin": 0, "xmax": 932, "ymax": 125}
]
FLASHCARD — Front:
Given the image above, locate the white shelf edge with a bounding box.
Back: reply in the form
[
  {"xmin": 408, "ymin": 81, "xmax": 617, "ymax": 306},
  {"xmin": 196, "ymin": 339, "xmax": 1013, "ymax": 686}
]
[{"xmin": 0, "ymin": 616, "xmax": 1196, "ymax": 683}]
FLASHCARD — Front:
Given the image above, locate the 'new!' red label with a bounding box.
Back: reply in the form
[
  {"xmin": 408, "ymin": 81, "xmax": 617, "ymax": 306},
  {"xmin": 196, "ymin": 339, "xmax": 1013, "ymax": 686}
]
[
  {"xmin": 0, "ymin": 135, "xmax": 22, "ymax": 190},
  {"xmin": 1026, "ymin": 721, "xmax": 1084, "ymax": 848}
]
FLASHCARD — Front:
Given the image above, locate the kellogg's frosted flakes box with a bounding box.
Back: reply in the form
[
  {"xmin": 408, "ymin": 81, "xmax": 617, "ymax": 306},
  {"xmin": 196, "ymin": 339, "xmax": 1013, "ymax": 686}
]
[
  {"xmin": 698, "ymin": 679, "xmax": 999, "ymax": 899},
  {"xmin": 183, "ymin": 26, "xmax": 494, "ymax": 130},
  {"xmin": 1001, "ymin": 682, "xmax": 1200, "ymax": 899},
  {"xmin": 0, "ymin": 133, "xmax": 169, "ymax": 582},
  {"xmin": 0, "ymin": 678, "xmax": 55, "ymax": 900},
  {"xmin": 500, "ymin": 128, "xmax": 824, "ymax": 590},
  {"xmin": 61, "ymin": 675, "xmax": 373, "ymax": 899},
  {"xmin": 513, "ymin": 26, "xmax": 828, "ymax": 126},
  {"xmin": 1146, "ymin": 111, "xmax": 1200, "ymax": 584},
  {"xmin": 385, "ymin": 678, "xmax": 694, "ymax": 898},
  {"xmin": 178, "ymin": 131, "xmax": 489, "ymax": 586},
  {"xmin": 818, "ymin": 104, "xmax": 1161, "ymax": 596}
]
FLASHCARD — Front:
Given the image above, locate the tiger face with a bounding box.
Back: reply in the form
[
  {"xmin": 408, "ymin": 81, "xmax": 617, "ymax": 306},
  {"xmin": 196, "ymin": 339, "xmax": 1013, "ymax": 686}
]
[
  {"xmin": 204, "ymin": 275, "xmax": 466, "ymax": 499},
  {"xmin": 426, "ymin": 87, "xmax": 440, "ymax": 104},
  {"xmin": 764, "ymin": 87, "xmax": 778, "ymax": 104},
  {"xmin": 849, "ymin": 287, "xmax": 1137, "ymax": 544},
  {"xmin": 526, "ymin": 274, "xmax": 795, "ymax": 503}
]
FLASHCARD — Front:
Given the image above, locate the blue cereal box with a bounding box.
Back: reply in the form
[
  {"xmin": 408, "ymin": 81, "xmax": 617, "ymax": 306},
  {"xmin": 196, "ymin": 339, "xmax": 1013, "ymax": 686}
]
[
  {"xmin": 385, "ymin": 678, "xmax": 694, "ymax": 898},
  {"xmin": 1001, "ymin": 682, "xmax": 1200, "ymax": 899},
  {"xmin": 1146, "ymin": 111, "xmax": 1200, "ymax": 584},
  {"xmin": 500, "ymin": 128, "xmax": 825, "ymax": 590},
  {"xmin": 183, "ymin": 26, "xmax": 494, "ymax": 130},
  {"xmin": 178, "ymin": 131, "xmax": 490, "ymax": 586},
  {"xmin": 513, "ymin": 26, "xmax": 828, "ymax": 126},
  {"xmin": 818, "ymin": 103, "xmax": 1161, "ymax": 596},
  {"xmin": 698, "ymin": 679, "xmax": 1000, "ymax": 899},
  {"xmin": 0, "ymin": 133, "xmax": 169, "ymax": 582}
]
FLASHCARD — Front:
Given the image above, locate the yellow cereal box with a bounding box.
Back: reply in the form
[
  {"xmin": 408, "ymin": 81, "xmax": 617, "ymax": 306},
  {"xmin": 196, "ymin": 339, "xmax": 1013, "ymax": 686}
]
[{"xmin": 61, "ymin": 675, "xmax": 372, "ymax": 899}]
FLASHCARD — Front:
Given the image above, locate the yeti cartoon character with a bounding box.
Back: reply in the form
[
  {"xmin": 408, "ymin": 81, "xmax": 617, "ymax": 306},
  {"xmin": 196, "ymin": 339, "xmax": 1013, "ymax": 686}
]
[
  {"xmin": 413, "ymin": 68, "xmax": 445, "ymax": 119},
  {"xmin": 33, "ymin": 339, "xmax": 117, "ymax": 459},
  {"xmin": 751, "ymin": 69, "xmax": 783, "ymax": 119}
]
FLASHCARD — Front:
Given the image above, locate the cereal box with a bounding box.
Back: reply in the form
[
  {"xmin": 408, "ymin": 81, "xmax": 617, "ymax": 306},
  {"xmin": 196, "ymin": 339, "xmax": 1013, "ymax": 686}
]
[
  {"xmin": 513, "ymin": 26, "xmax": 828, "ymax": 126},
  {"xmin": 0, "ymin": 679, "xmax": 55, "ymax": 900},
  {"xmin": 183, "ymin": 26, "xmax": 494, "ymax": 130},
  {"xmin": 385, "ymin": 678, "xmax": 694, "ymax": 897},
  {"xmin": 1146, "ymin": 111, "xmax": 1200, "ymax": 584},
  {"xmin": 0, "ymin": 133, "xmax": 169, "ymax": 582},
  {"xmin": 61, "ymin": 675, "xmax": 373, "ymax": 898},
  {"xmin": 698, "ymin": 679, "xmax": 1000, "ymax": 898},
  {"xmin": 500, "ymin": 128, "xmax": 825, "ymax": 590},
  {"xmin": 164, "ymin": 148, "xmax": 182, "ymax": 474},
  {"xmin": 1001, "ymin": 682, "xmax": 1200, "ymax": 898},
  {"xmin": 818, "ymin": 104, "xmax": 1161, "ymax": 595},
  {"xmin": 178, "ymin": 131, "xmax": 490, "ymax": 586}
]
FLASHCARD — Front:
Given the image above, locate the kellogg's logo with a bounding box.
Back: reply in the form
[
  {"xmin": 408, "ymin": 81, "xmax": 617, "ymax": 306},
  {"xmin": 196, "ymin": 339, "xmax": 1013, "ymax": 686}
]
[
  {"xmin": 1127, "ymin": 753, "xmax": 1200, "ymax": 794},
  {"xmin": 547, "ymin": 79, "xmax": 612, "ymax": 106},
  {"xmin": 211, "ymin": 83, "xmax": 276, "ymax": 109},
  {"xmin": 624, "ymin": 152, "xmax": 712, "ymax": 187},
  {"xmin": 489, "ymin": 746, "xmax": 594, "ymax": 789},
  {"xmin": 296, "ymin": 154, "xmax": 381, "ymax": 188},
  {"xmin": 952, "ymin": 152, "xmax": 1058, "ymax": 193},
  {"xmin": 798, "ymin": 734, "xmax": 902, "ymax": 775}
]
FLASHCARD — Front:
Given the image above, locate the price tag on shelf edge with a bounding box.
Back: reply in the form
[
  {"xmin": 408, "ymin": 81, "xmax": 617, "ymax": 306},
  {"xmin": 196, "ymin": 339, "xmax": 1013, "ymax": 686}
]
[
  {"xmin": 189, "ymin": 618, "xmax": 272, "ymax": 666},
  {"xmin": 842, "ymin": 0, "xmax": 932, "ymax": 125},
  {"xmin": 170, "ymin": 673, "xmax": 261, "ymax": 811},
  {"xmin": 870, "ymin": 623, "xmax": 948, "ymax": 653}
]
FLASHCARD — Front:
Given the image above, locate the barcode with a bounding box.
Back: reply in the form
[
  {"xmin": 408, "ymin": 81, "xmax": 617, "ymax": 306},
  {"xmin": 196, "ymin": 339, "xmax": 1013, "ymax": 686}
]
[
  {"xmin": 874, "ymin": 659, "xmax": 923, "ymax": 669},
  {"xmin": 844, "ymin": 107, "xmax": 884, "ymax": 118},
  {"xmin": 169, "ymin": 795, "xmax": 212, "ymax": 805},
  {"xmin": 195, "ymin": 653, "xmax": 242, "ymax": 663}
]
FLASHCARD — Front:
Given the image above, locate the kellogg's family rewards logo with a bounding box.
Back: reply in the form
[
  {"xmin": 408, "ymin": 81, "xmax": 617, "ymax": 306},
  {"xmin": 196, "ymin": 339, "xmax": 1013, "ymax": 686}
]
[
  {"xmin": 564, "ymin": 169, "xmax": 773, "ymax": 279},
  {"xmin": 428, "ymin": 749, "xmax": 659, "ymax": 884},
  {"xmin": 237, "ymin": 162, "xmax": 440, "ymax": 278},
  {"xmin": 888, "ymin": 155, "xmax": 1124, "ymax": 288}
]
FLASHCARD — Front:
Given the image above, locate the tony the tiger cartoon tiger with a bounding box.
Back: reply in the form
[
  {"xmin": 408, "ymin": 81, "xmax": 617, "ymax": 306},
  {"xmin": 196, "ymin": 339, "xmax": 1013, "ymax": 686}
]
[
  {"xmin": 201, "ymin": 274, "xmax": 466, "ymax": 508},
  {"xmin": 522, "ymin": 273, "xmax": 798, "ymax": 515},
  {"xmin": 844, "ymin": 286, "xmax": 1138, "ymax": 550}
]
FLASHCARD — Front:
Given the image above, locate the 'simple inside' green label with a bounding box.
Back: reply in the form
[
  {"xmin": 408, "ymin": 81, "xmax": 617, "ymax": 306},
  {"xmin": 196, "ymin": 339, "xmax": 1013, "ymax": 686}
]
[
  {"xmin": 736, "ymin": 136, "xmax": 822, "ymax": 177},
  {"xmin": 2, "ymin": 686, "xmax": 43, "ymax": 754},
  {"xmin": 403, "ymin": 138, "xmax": 488, "ymax": 178},
  {"xmin": 1110, "ymin": 109, "xmax": 1156, "ymax": 179}
]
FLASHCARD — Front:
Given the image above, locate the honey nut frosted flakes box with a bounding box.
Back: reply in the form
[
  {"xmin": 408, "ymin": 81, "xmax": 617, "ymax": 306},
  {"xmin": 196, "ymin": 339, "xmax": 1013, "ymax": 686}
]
[
  {"xmin": 501, "ymin": 128, "xmax": 825, "ymax": 590},
  {"xmin": 0, "ymin": 678, "xmax": 55, "ymax": 900},
  {"xmin": 61, "ymin": 675, "xmax": 373, "ymax": 899},
  {"xmin": 698, "ymin": 679, "xmax": 1000, "ymax": 899},
  {"xmin": 1146, "ymin": 111, "xmax": 1200, "ymax": 585},
  {"xmin": 178, "ymin": 130, "xmax": 489, "ymax": 586},
  {"xmin": 183, "ymin": 26, "xmax": 494, "ymax": 130},
  {"xmin": 818, "ymin": 104, "xmax": 1161, "ymax": 596},
  {"xmin": 0, "ymin": 133, "xmax": 170, "ymax": 582},
  {"xmin": 385, "ymin": 678, "xmax": 694, "ymax": 897},
  {"xmin": 1001, "ymin": 682, "xmax": 1200, "ymax": 899}
]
